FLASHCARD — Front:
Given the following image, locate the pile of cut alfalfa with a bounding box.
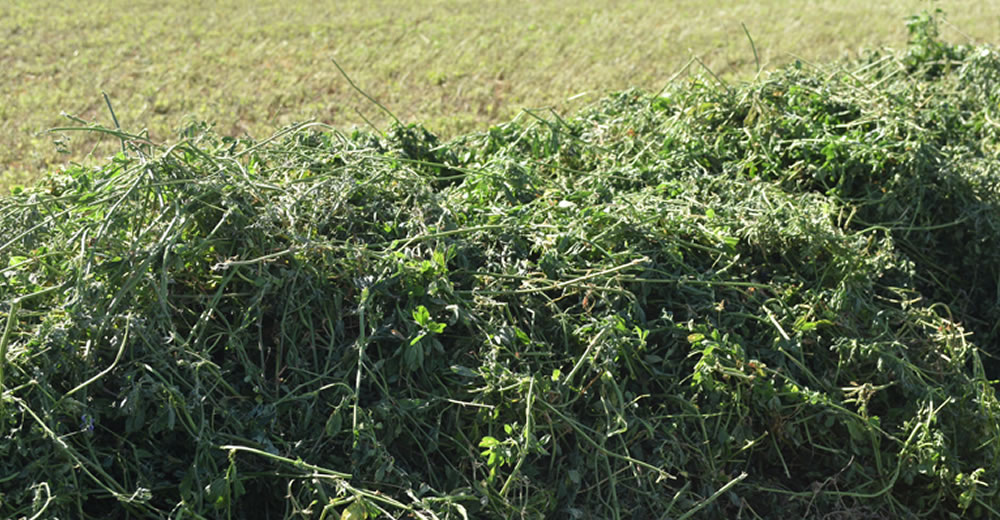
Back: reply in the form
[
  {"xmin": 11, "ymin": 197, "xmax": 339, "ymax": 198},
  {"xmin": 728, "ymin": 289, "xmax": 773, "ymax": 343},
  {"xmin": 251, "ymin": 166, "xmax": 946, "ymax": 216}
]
[{"xmin": 2, "ymin": 18, "xmax": 999, "ymax": 519}]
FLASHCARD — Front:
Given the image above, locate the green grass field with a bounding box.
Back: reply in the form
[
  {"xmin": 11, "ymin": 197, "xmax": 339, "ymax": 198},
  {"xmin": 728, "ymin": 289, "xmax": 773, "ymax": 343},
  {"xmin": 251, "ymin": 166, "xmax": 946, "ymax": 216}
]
[{"xmin": 1, "ymin": 0, "xmax": 997, "ymax": 192}]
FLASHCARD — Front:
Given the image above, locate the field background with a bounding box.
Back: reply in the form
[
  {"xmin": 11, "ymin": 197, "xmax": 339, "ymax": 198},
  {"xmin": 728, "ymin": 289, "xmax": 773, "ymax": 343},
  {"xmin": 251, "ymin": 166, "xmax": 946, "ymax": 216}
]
[{"xmin": 1, "ymin": 0, "xmax": 998, "ymax": 192}]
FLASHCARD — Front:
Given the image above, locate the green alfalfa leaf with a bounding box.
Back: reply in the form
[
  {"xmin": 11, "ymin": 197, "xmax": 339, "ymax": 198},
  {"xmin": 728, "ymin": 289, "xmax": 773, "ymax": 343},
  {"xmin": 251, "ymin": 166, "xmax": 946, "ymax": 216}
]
[
  {"xmin": 404, "ymin": 341, "xmax": 425, "ymax": 371},
  {"xmin": 428, "ymin": 321, "xmax": 446, "ymax": 334},
  {"xmin": 7, "ymin": 256, "xmax": 29, "ymax": 268},
  {"xmin": 793, "ymin": 317, "xmax": 835, "ymax": 332},
  {"xmin": 432, "ymin": 247, "xmax": 447, "ymax": 270},
  {"xmin": 325, "ymin": 411, "xmax": 343, "ymax": 437},
  {"xmin": 341, "ymin": 500, "xmax": 368, "ymax": 520},
  {"xmin": 412, "ymin": 305, "xmax": 431, "ymax": 326},
  {"xmin": 513, "ymin": 326, "xmax": 530, "ymax": 345}
]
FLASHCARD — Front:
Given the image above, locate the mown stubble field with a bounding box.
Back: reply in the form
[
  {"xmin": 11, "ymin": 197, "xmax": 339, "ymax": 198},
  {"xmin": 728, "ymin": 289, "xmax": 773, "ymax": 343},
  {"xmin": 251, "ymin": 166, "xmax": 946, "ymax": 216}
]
[{"xmin": 1, "ymin": 0, "xmax": 997, "ymax": 191}]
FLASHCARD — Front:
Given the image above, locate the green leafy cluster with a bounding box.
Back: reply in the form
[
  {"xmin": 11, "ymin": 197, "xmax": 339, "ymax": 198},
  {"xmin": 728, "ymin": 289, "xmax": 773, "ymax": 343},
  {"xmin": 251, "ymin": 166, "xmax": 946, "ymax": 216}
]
[{"xmin": 1, "ymin": 14, "xmax": 1000, "ymax": 519}]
